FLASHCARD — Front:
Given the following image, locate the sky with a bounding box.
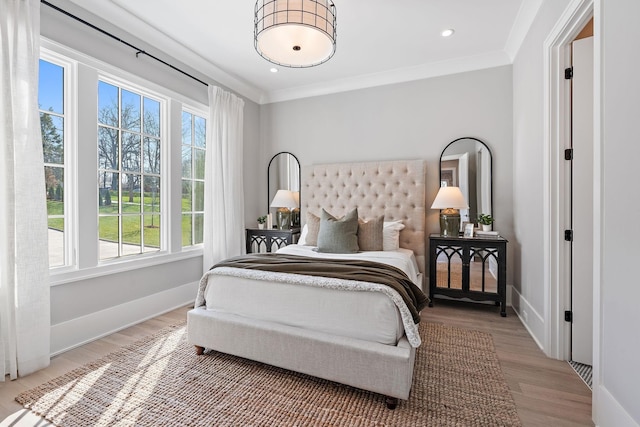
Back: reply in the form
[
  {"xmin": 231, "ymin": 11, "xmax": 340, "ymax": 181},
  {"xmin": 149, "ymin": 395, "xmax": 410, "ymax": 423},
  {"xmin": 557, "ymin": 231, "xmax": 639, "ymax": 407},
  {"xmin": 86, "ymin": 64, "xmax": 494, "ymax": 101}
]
[{"xmin": 39, "ymin": 59, "xmax": 64, "ymax": 113}]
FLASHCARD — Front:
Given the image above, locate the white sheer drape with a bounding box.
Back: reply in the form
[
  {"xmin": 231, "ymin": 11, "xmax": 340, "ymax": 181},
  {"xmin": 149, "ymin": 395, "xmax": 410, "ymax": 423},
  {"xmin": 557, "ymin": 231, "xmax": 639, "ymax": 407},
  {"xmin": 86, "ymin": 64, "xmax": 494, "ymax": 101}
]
[
  {"xmin": 203, "ymin": 86, "xmax": 245, "ymax": 272},
  {"xmin": 0, "ymin": 0, "xmax": 51, "ymax": 380}
]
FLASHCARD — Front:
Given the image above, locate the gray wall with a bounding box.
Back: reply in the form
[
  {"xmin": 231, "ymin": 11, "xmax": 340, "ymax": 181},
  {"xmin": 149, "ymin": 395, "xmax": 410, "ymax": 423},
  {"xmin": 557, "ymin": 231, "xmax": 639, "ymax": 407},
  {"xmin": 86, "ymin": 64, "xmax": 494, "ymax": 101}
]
[
  {"xmin": 259, "ymin": 66, "xmax": 514, "ymax": 284},
  {"xmin": 513, "ymin": 0, "xmax": 640, "ymax": 424},
  {"xmin": 41, "ymin": 1, "xmax": 261, "ymax": 337},
  {"xmin": 512, "ymin": 0, "xmax": 571, "ymax": 325},
  {"xmin": 599, "ymin": 0, "xmax": 640, "ymax": 423}
]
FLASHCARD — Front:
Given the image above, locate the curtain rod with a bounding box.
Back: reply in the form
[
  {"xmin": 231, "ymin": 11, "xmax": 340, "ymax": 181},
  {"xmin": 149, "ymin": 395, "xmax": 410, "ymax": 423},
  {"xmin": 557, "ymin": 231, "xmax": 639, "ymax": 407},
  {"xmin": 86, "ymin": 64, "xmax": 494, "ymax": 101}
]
[{"xmin": 41, "ymin": 0, "xmax": 208, "ymax": 87}]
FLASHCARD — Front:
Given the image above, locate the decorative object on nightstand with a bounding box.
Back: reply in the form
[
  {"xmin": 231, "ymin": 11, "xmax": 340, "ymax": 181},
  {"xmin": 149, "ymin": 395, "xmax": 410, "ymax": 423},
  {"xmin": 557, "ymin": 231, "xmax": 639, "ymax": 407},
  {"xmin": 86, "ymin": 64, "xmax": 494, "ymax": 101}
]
[
  {"xmin": 270, "ymin": 189, "xmax": 297, "ymax": 229},
  {"xmin": 257, "ymin": 215, "xmax": 267, "ymax": 229},
  {"xmin": 431, "ymin": 186, "xmax": 469, "ymax": 237},
  {"xmin": 246, "ymin": 228, "xmax": 301, "ymax": 253},
  {"xmin": 477, "ymin": 213, "xmax": 494, "ymax": 231},
  {"xmin": 291, "ymin": 191, "xmax": 301, "ymax": 227}
]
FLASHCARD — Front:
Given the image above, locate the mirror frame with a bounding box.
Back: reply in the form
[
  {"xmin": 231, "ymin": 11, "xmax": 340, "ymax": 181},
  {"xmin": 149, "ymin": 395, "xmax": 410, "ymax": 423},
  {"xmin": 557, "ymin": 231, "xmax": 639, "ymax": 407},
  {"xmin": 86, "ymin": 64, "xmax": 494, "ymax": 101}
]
[
  {"xmin": 267, "ymin": 151, "xmax": 301, "ymax": 214},
  {"xmin": 439, "ymin": 137, "xmax": 493, "ymax": 226}
]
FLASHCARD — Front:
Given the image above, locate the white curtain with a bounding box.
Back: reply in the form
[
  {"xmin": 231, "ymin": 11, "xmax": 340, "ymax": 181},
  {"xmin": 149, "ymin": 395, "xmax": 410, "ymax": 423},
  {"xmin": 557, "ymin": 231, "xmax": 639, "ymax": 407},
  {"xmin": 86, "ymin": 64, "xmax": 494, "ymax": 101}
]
[
  {"xmin": 0, "ymin": 0, "xmax": 51, "ymax": 380},
  {"xmin": 203, "ymin": 86, "xmax": 245, "ymax": 272}
]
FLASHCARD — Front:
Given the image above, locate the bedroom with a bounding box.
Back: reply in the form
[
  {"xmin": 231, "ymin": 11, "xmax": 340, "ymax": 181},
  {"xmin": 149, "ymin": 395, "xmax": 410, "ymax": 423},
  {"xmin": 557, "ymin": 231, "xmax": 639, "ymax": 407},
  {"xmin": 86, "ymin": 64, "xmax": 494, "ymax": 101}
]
[{"xmin": 1, "ymin": 0, "xmax": 639, "ymax": 426}]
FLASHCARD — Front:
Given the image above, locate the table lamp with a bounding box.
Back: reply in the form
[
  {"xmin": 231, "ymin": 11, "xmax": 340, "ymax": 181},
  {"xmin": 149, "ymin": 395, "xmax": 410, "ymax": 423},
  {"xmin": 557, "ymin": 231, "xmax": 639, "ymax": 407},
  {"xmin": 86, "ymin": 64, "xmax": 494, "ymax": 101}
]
[
  {"xmin": 270, "ymin": 189, "xmax": 297, "ymax": 229},
  {"xmin": 431, "ymin": 186, "xmax": 469, "ymax": 236}
]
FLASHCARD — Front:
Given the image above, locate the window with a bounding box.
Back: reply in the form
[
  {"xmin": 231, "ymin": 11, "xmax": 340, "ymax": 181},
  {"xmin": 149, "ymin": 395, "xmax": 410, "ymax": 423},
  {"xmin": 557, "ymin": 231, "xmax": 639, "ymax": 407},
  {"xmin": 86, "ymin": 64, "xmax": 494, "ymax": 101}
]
[
  {"xmin": 40, "ymin": 41, "xmax": 208, "ymax": 278},
  {"xmin": 97, "ymin": 80, "xmax": 162, "ymax": 259},
  {"xmin": 181, "ymin": 111, "xmax": 206, "ymax": 247},
  {"xmin": 39, "ymin": 59, "xmax": 67, "ymax": 268}
]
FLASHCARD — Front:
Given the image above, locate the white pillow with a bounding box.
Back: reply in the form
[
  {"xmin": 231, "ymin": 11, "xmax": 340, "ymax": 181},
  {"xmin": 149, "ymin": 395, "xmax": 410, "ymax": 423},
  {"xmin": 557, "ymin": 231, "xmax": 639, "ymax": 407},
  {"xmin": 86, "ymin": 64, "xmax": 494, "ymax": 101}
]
[
  {"xmin": 383, "ymin": 220, "xmax": 405, "ymax": 251},
  {"xmin": 297, "ymin": 224, "xmax": 309, "ymax": 245}
]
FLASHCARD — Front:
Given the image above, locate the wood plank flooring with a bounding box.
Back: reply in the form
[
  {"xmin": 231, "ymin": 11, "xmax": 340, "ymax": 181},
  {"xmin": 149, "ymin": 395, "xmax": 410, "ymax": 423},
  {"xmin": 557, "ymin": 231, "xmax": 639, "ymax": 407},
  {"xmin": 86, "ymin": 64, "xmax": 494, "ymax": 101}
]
[{"xmin": 0, "ymin": 301, "xmax": 593, "ymax": 426}]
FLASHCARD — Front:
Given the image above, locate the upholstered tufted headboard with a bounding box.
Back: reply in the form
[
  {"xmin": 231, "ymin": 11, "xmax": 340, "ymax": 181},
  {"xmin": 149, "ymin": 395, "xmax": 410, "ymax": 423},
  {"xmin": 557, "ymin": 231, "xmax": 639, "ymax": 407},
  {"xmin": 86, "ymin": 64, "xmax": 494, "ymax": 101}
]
[{"xmin": 301, "ymin": 160, "xmax": 427, "ymax": 286}]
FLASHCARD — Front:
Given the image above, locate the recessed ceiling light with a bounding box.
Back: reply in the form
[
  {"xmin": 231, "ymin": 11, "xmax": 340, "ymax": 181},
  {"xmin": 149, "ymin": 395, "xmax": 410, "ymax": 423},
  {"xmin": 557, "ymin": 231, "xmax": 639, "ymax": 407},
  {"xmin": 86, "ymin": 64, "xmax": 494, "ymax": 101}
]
[
  {"xmin": 270, "ymin": 67, "xmax": 278, "ymax": 73},
  {"xmin": 441, "ymin": 29, "xmax": 455, "ymax": 38}
]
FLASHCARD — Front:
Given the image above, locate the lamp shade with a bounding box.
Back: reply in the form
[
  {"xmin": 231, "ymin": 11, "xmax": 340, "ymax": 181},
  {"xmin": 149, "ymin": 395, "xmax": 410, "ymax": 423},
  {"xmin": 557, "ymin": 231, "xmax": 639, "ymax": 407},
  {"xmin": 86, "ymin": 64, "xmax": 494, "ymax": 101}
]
[
  {"xmin": 254, "ymin": 0, "xmax": 337, "ymax": 68},
  {"xmin": 270, "ymin": 189, "xmax": 297, "ymax": 208},
  {"xmin": 430, "ymin": 186, "xmax": 469, "ymax": 210}
]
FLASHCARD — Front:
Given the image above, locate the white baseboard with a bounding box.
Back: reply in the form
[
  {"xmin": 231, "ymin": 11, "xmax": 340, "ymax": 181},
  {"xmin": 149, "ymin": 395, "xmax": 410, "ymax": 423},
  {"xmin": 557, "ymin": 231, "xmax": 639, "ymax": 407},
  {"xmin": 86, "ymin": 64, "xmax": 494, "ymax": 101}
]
[
  {"xmin": 50, "ymin": 281, "xmax": 198, "ymax": 356},
  {"xmin": 595, "ymin": 385, "xmax": 639, "ymax": 427},
  {"xmin": 510, "ymin": 287, "xmax": 545, "ymax": 351}
]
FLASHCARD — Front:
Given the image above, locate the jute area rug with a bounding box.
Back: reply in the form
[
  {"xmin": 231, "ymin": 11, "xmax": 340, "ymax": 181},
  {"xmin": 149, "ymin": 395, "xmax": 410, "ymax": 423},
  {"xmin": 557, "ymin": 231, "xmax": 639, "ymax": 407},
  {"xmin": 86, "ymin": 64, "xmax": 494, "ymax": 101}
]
[{"xmin": 17, "ymin": 322, "xmax": 521, "ymax": 426}]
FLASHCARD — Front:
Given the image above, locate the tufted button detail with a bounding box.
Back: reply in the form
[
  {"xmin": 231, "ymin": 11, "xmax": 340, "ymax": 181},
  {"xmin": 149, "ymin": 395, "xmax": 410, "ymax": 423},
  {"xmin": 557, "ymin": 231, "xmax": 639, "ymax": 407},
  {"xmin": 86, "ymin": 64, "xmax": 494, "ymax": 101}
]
[{"xmin": 301, "ymin": 160, "xmax": 424, "ymax": 273}]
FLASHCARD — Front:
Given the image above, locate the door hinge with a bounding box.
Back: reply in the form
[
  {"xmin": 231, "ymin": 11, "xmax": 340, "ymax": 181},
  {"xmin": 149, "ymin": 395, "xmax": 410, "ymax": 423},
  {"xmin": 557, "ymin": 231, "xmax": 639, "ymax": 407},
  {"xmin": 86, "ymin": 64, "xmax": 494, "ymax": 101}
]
[
  {"xmin": 565, "ymin": 67, "xmax": 573, "ymax": 80},
  {"xmin": 565, "ymin": 310, "xmax": 573, "ymax": 322},
  {"xmin": 565, "ymin": 230, "xmax": 573, "ymax": 241},
  {"xmin": 564, "ymin": 148, "xmax": 573, "ymax": 160}
]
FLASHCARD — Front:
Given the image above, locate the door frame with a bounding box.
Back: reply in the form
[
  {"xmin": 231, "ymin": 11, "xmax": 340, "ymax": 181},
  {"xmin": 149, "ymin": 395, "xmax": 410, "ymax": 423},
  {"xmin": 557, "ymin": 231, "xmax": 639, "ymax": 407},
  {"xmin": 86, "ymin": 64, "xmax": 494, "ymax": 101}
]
[{"xmin": 542, "ymin": 0, "xmax": 594, "ymax": 361}]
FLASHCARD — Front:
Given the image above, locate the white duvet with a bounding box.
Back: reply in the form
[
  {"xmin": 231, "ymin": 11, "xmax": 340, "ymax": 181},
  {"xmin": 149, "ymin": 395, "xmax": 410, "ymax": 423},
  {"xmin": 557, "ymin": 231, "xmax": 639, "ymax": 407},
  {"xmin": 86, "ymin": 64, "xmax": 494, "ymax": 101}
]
[{"xmin": 197, "ymin": 246, "xmax": 423, "ymax": 347}]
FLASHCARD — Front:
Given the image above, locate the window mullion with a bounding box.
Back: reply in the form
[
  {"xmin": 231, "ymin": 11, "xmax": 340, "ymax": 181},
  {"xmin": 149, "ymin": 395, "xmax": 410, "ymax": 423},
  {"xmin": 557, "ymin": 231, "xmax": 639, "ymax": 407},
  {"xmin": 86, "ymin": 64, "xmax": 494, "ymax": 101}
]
[
  {"xmin": 117, "ymin": 87, "xmax": 123, "ymax": 257},
  {"xmin": 191, "ymin": 116, "xmax": 197, "ymax": 245}
]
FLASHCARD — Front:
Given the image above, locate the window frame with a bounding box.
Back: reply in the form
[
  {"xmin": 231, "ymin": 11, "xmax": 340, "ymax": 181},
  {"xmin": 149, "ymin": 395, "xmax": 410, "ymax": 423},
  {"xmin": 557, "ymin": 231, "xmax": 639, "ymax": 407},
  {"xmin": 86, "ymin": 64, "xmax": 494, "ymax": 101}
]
[
  {"xmin": 40, "ymin": 49, "xmax": 78, "ymax": 273},
  {"xmin": 41, "ymin": 38, "xmax": 208, "ymax": 286},
  {"xmin": 180, "ymin": 106, "xmax": 208, "ymax": 248},
  {"xmin": 96, "ymin": 75, "xmax": 168, "ymax": 261}
]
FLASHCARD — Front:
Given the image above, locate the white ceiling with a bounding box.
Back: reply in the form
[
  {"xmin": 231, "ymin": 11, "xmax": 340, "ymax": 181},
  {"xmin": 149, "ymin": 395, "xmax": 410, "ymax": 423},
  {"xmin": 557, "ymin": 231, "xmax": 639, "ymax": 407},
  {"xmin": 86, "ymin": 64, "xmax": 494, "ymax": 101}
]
[{"xmin": 65, "ymin": 0, "xmax": 542, "ymax": 104}]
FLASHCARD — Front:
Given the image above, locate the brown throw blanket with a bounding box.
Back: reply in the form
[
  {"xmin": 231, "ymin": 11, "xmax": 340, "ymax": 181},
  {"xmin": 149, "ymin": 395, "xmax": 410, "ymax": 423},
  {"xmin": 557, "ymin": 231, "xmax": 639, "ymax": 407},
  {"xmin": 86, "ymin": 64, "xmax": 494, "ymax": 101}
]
[{"xmin": 210, "ymin": 253, "xmax": 429, "ymax": 324}]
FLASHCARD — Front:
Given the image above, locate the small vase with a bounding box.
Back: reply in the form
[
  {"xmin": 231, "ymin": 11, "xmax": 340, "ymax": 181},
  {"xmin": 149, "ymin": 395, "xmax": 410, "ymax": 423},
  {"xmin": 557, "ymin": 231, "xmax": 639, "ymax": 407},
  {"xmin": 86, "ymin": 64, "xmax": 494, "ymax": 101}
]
[
  {"xmin": 258, "ymin": 223, "xmax": 265, "ymax": 229},
  {"xmin": 482, "ymin": 224, "xmax": 492, "ymax": 232}
]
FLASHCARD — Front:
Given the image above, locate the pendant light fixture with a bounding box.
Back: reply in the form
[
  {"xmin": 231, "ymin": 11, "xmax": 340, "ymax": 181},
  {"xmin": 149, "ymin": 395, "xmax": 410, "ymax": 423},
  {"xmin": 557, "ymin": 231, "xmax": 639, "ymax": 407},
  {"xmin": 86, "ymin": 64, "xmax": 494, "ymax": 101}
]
[{"xmin": 254, "ymin": 0, "xmax": 337, "ymax": 68}]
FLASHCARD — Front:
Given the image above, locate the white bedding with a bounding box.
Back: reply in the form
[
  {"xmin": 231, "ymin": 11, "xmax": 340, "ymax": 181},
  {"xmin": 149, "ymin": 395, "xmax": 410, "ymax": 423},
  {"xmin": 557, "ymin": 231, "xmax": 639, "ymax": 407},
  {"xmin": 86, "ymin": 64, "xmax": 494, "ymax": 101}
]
[{"xmin": 200, "ymin": 247, "xmax": 422, "ymax": 347}]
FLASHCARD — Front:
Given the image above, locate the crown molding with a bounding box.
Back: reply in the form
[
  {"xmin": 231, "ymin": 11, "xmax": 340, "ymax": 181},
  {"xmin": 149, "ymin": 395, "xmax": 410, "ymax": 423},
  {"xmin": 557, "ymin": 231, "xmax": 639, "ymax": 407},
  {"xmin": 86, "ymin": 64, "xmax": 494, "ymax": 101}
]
[
  {"xmin": 60, "ymin": 0, "xmax": 533, "ymax": 106},
  {"xmin": 261, "ymin": 51, "xmax": 512, "ymax": 104},
  {"xmin": 504, "ymin": 0, "xmax": 544, "ymax": 61}
]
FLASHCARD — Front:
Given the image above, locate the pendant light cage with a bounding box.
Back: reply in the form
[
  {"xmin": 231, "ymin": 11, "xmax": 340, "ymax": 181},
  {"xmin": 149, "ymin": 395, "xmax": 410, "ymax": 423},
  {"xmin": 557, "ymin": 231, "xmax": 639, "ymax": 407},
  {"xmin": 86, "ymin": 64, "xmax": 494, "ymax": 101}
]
[{"xmin": 255, "ymin": 0, "xmax": 337, "ymax": 68}]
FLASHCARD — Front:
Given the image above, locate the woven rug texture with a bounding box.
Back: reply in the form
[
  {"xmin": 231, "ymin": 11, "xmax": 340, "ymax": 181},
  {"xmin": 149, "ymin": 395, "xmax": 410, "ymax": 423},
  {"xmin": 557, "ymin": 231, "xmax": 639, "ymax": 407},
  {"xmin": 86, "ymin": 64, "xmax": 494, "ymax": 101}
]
[{"xmin": 17, "ymin": 321, "xmax": 521, "ymax": 426}]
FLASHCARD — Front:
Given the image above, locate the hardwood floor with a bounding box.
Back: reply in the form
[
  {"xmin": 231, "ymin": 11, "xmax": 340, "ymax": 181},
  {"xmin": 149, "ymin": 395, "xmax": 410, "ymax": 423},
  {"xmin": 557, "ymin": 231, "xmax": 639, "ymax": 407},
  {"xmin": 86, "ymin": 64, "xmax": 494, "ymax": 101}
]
[
  {"xmin": 0, "ymin": 302, "xmax": 593, "ymax": 426},
  {"xmin": 426, "ymin": 300, "xmax": 593, "ymax": 426}
]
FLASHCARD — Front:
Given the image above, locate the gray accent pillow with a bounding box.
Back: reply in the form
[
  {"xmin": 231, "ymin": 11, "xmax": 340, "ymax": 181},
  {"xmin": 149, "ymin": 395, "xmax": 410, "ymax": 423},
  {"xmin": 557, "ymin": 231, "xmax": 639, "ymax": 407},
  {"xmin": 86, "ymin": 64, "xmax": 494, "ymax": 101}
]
[
  {"xmin": 357, "ymin": 215, "xmax": 384, "ymax": 251},
  {"xmin": 316, "ymin": 208, "xmax": 359, "ymax": 253}
]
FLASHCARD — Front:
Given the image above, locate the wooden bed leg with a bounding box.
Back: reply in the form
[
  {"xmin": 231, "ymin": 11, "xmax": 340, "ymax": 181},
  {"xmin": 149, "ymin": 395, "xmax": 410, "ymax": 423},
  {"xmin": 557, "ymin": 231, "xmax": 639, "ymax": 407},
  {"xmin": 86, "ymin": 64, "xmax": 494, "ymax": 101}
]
[
  {"xmin": 385, "ymin": 397, "xmax": 398, "ymax": 410},
  {"xmin": 194, "ymin": 345, "xmax": 205, "ymax": 355}
]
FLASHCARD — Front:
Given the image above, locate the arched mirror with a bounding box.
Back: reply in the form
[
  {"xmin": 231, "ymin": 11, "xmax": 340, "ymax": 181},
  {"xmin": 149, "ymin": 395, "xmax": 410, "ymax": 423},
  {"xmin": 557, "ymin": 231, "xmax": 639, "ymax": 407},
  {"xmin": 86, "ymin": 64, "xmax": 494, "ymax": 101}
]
[
  {"xmin": 268, "ymin": 152, "xmax": 301, "ymax": 228},
  {"xmin": 440, "ymin": 137, "xmax": 492, "ymax": 226}
]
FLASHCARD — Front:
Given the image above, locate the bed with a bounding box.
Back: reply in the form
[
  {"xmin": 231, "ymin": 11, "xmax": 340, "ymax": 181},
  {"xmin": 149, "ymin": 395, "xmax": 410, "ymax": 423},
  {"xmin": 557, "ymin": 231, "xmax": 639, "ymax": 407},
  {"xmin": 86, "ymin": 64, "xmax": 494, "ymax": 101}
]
[{"xmin": 187, "ymin": 159, "xmax": 427, "ymax": 408}]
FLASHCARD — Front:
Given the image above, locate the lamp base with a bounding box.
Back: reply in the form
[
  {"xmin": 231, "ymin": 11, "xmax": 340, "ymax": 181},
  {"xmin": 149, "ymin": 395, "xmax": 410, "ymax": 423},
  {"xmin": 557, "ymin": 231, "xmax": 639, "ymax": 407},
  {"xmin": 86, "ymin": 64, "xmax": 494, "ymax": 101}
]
[
  {"xmin": 439, "ymin": 209, "xmax": 461, "ymax": 237},
  {"xmin": 275, "ymin": 208, "xmax": 291, "ymax": 230},
  {"xmin": 291, "ymin": 208, "xmax": 300, "ymax": 228}
]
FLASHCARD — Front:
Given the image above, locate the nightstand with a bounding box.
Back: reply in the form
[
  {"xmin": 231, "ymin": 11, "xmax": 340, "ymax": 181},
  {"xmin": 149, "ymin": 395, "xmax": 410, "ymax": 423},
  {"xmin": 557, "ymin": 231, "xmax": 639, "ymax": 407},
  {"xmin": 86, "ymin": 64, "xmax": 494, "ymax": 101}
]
[
  {"xmin": 245, "ymin": 228, "xmax": 301, "ymax": 253},
  {"xmin": 428, "ymin": 233, "xmax": 508, "ymax": 316}
]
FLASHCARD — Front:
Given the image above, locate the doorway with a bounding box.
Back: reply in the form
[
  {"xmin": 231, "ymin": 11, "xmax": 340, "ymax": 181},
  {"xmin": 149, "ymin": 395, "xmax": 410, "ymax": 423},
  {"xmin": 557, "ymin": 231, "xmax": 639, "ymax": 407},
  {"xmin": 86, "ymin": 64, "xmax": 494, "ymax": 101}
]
[
  {"xmin": 569, "ymin": 20, "xmax": 594, "ymax": 374},
  {"xmin": 542, "ymin": 0, "xmax": 594, "ymax": 364}
]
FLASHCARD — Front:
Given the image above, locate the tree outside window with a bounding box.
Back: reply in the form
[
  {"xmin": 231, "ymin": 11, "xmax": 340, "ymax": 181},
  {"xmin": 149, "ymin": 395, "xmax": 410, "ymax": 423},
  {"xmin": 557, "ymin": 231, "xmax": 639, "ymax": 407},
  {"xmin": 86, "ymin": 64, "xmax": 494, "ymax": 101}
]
[
  {"xmin": 98, "ymin": 81, "xmax": 162, "ymax": 259},
  {"xmin": 39, "ymin": 59, "xmax": 66, "ymax": 267}
]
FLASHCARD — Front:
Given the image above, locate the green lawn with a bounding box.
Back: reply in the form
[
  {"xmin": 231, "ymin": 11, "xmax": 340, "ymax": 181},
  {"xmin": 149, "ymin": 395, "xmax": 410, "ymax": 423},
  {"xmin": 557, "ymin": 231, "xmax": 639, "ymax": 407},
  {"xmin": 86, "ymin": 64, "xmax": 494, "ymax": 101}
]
[
  {"xmin": 47, "ymin": 200, "xmax": 64, "ymax": 231},
  {"xmin": 99, "ymin": 214, "xmax": 160, "ymax": 248},
  {"xmin": 49, "ymin": 191, "xmax": 200, "ymax": 249}
]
